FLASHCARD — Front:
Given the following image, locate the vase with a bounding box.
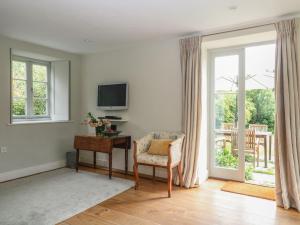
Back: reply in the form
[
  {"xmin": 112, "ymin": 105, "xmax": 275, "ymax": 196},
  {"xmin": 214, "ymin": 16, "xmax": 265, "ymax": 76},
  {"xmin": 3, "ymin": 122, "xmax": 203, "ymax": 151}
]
[{"xmin": 95, "ymin": 126, "xmax": 105, "ymax": 136}]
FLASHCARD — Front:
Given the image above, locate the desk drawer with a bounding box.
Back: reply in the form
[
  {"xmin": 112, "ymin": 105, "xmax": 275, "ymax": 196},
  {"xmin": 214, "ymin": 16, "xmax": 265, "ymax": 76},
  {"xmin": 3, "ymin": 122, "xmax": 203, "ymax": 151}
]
[
  {"xmin": 113, "ymin": 138, "xmax": 126, "ymax": 145},
  {"xmin": 74, "ymin": 136, "xmax": 112, "ymax": 152}
]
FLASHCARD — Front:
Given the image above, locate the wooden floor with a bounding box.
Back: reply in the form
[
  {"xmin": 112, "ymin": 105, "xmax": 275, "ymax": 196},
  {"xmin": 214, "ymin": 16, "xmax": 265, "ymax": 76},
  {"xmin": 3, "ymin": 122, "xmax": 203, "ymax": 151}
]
[{"xmin": 58, "ymin": 166, "xmax": 300, "ymax": 225}]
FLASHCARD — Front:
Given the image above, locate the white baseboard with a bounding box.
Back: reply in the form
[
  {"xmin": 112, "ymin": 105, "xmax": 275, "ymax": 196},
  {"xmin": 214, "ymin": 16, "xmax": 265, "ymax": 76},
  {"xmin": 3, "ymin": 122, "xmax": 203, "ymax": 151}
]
[{"xmin": 0, "ymin": 160, "xmax": 66, "ymax": 183}]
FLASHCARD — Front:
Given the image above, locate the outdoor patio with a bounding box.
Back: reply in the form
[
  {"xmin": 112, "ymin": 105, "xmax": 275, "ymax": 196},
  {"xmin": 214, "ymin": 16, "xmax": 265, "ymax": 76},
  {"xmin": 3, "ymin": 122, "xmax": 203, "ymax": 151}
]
[
  {"xmin": 215, "ymin": 127, "xmax": 275, "ymax": 187},
  {"xmin": 249, "ymin": 139, "xmax": 275, "ymax": 187}
]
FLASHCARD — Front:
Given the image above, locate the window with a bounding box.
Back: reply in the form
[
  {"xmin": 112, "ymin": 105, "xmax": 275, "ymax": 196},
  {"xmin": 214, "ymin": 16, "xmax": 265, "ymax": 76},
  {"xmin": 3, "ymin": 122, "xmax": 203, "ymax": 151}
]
[
  {"xmin": 11, "ymin": 56, "xmax": 50, "ymax": 120},
  {"xmin": 10, "ymin": 49, "xmax": 71, "ymax": 124}
]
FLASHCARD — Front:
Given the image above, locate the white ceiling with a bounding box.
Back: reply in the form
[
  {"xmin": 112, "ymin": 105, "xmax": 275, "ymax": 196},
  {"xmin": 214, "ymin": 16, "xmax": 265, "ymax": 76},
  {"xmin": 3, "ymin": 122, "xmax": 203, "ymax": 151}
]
[{"xmin": 0, "ymin": 0, "xmax": 299, "ymax": 54}]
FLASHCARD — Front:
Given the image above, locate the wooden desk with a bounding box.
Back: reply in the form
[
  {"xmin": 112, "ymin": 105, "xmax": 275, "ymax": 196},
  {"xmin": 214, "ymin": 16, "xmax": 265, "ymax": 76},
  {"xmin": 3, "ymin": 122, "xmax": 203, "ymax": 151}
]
[{"xmin": 74, "ymin": 135, "xmax": 131, "ymax": 179}]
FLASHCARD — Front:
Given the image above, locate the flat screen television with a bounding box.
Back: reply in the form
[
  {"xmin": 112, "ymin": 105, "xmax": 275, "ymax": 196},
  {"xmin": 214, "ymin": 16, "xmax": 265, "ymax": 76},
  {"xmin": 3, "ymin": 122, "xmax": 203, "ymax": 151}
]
[{"xmin": 97, "ymin": 83, "xmax": 128, "ymax": 110}]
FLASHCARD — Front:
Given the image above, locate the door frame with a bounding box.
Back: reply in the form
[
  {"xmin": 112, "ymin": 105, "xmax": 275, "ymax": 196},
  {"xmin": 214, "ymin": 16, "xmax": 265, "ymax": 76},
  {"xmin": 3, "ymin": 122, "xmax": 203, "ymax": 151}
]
[{"xmin": 207, "ymin": 41, "xmax": 276, "ymax": 181}]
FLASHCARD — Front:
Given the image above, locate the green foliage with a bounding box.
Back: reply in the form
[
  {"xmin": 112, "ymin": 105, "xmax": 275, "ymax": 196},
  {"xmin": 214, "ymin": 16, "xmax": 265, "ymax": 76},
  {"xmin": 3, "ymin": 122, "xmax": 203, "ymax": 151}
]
[
  {"xmin": 245, "ymin": 154, "xmax": 254, "ymax": 163},
  {"xmin": 245, "ymin": 97, "xmax": 256, "ymax": 126},
  {"xmin": 245, "ymin": 164, "xmax": 254, "ymax": 180},
  {"xmin": 12, "ymin": 98, "xmax": 26, "ymax": 116},
  {"xmin": 215, "ymin": 94, "xmax": 237, "ymax": 128},
  {"xmin": 33, "ymin": 99, "xmax": 47, "ymax": 115},
  {"xmin": 87, "ymin": 112, "xmax": 98, "ymax": 123},
  {"xmin": 216, "ymin": 146, "xmax": 238, "ymax": 168},
  {"xmin": 12, "ymin": 61, "xmax": 48, "ymax": 116},
  {"xmin": 12, "ymin": 61, "xmax": 26, "ymax": 80},
  {"xmin": 33, "ymin": 64, "xmax": 47, "ymax": 82},
  {"xmin": 246, "ymin": 89, "xmax": 275, "ymax": 132},
  {"xmin": 253, "ymin": 167, "xmax": 275, "ymax": 175},
  {"xmin": 216, "ymin": 146, "xmax": 255, "ymax": 180},
  {"xmin": 215, "ymin": 89, "xmax": 275, "ymax": 132},
  {"xmin": 33, "ymin": 82, "xmax": 47, "ymax": 98},
  {"xmin": 12, "ymin": 80, "xmax": 26, "ymax": 97}
]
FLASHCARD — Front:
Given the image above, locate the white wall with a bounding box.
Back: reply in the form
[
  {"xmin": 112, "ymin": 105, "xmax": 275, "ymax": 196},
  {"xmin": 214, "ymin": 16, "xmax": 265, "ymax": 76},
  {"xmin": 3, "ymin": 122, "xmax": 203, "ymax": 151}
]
[
  {"xmin": 0, "ymin": 36, "xmax": 81, "ymax": 178},
  {"xmin": 81, "ymin": 38, "xmax": 182, "ymax": 177}
]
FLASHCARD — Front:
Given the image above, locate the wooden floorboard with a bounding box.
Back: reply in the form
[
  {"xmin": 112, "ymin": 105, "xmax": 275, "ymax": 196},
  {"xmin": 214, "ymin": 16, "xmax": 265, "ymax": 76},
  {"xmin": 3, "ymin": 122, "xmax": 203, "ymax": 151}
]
[{"xmin": 60, "ymin": 166, "xmax": 300, "ymax": 225}]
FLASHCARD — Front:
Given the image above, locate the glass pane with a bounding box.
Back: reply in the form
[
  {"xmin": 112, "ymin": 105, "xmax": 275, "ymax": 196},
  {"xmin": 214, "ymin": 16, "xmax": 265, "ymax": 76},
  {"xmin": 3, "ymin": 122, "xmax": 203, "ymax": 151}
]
[
  {"xmin": 12, "ymin": 98, "xmax": 26, "ymax": 116},
  {"xmin": 32, "ymin": 64, "xmax": 47, "ymax": 82},
  {"xmin": 33, "ymin": 82, "xmax": 47, "ymax": 98},
  {"xmin": 12, "ymin": 61, "xmax": 26, "ymax": 80},
  {"xmin": 215, "ymin": 55, "xmax": 239, "ymax": 92},
  {"xmin": 12, "ymin": 80, "xmax": 27, "ymax": 97},
  {"xmin": 244, "ymin": 44, "xmax": 276, "ymax": 186},
  {"xmin": 33, "ymin": 98, "xmax": 47, "ymax": 116},
  {"xmin": 214, "ymin": 55, "xmax": 239, "ymax": 169}
]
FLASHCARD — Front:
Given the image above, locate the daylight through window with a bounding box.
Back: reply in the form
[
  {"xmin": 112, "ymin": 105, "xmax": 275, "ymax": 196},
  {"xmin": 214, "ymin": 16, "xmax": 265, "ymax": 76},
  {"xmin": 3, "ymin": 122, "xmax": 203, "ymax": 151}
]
[{"xmin": 12, "ymin": 56, "xmax": 50, "ymax": 120}]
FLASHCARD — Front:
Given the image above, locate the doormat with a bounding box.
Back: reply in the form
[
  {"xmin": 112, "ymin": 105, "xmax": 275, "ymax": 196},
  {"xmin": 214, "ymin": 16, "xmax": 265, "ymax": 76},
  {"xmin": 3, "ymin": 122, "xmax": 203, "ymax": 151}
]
[{"xmin": 221, "ymin": 181, "xmax": 275, "ymax": 201}]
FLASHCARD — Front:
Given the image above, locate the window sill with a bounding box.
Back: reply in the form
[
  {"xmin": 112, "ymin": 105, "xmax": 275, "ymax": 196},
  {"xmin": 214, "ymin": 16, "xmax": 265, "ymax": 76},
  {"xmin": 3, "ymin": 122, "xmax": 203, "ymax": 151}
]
[{"xmin": 7, "ymin": 120, "xmax": 73, "ymax": 126}]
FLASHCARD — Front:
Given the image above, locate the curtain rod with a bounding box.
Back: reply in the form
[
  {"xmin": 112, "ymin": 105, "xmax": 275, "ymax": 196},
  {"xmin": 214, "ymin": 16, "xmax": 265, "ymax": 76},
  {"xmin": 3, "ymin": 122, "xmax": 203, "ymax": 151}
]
[{"xmin": 201, "ymin": 22, "xmax": 275, "ymax": 38}]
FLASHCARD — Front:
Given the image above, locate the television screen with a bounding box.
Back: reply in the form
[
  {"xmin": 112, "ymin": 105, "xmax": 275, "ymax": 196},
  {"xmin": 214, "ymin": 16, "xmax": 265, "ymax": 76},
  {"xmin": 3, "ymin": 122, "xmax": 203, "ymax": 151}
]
[{"xmin": 97, "ymin": 83, "xmax": 128, "ymax": 110}]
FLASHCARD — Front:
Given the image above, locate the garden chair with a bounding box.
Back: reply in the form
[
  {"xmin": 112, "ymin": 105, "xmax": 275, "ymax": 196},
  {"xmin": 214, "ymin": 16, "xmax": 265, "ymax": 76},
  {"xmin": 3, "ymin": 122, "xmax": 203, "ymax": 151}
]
[
  {"xmin": 222, "ymin": 123, "xmax": 234, "ymax": 130},
  {"xmin": 249, "ymin": 124, "xmax": 268, "ymax": 132},
  {"xmin": 221, "ymin": 122, "xmax": 235, "ymax": 147},
  {"xmin": 231, "ymin": 129, "xmax": 260, "ymax": 167},
  {"xmin": 249, "ymin": 124, "xmax": 269, "ymax": 157}
]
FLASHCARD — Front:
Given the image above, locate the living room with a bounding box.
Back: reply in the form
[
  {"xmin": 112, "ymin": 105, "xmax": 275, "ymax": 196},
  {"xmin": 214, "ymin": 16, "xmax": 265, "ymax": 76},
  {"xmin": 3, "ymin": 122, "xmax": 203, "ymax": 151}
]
[{"xmin": 1, "ymin": 1, "xmax": 300, "ymax": 225}]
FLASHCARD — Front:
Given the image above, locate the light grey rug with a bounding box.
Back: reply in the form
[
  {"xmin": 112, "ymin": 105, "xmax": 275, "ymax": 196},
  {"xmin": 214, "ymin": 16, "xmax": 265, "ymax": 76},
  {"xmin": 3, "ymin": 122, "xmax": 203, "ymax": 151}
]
[{"xmin": 0, "ymin": 168, "xmax": 134, "ymax": 225}]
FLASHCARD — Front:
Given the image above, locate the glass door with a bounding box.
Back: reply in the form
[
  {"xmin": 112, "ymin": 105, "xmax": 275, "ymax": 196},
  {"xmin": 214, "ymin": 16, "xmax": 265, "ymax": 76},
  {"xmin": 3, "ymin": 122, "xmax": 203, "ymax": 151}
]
[{"xmin": 209, "ymin": 48, "xmax": 245, "ymax": 181}]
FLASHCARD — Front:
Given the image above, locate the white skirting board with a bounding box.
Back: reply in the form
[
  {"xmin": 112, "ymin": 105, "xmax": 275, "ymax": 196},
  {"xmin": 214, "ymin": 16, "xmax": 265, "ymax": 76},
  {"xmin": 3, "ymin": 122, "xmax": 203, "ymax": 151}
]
[{"xmin": 0, "ymin": 160, "xmax": 66, "ymax": 183}]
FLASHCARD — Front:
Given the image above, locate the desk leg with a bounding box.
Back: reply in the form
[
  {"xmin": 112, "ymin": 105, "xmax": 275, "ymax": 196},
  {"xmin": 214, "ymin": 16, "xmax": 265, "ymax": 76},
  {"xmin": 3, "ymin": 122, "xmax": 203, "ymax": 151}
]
[
  {"xmin": 93, "ymin": 151, "xmax": 96, "ymax": 169},
  {"xmin": 264, "ymin": 137, "xmax": 267, "ymax": 168},
  {"xmin": 109, "ymin": 152, "xmax": 112, "ymax": 179},
  {"xmin": 125, "ymin": 148, "xmax": 128, "ymax": 175},
  {"xmin": 76, "ymin": 149, "xmax": 79, "ymax": 172}
]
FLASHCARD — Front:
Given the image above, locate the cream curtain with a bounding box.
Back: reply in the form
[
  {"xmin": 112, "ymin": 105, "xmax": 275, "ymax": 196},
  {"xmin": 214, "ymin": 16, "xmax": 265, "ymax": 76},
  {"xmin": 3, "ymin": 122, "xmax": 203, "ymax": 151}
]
[
  {"xmin": 275, "ymin": 19, "xmax": 300, "ymax": 211},
  {"xmin": 179, "ymin": 36, "xmax": 202, "ymax": 188}
]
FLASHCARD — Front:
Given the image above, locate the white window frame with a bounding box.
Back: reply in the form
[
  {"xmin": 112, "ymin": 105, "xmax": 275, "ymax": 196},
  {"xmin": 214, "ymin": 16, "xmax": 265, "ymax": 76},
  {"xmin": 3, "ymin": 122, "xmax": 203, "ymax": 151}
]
[{"xmin": 11, "ymin": 55, "xmax": 51, "ymax": 121}]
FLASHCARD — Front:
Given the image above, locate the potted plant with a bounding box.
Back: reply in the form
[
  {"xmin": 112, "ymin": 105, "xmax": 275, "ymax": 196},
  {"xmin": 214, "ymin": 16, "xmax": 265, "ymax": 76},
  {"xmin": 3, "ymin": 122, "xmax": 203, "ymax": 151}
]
[{"xmin": 83, "ymin": 112, "xmax": 111, "ymax": 136}]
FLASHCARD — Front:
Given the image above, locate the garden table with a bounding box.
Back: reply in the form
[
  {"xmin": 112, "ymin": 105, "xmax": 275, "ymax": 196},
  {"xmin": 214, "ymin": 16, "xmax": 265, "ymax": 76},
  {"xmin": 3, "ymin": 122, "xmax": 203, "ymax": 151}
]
[{"xmin": 215, "ymin": 129, "xmax": 272, "ymax": 168}]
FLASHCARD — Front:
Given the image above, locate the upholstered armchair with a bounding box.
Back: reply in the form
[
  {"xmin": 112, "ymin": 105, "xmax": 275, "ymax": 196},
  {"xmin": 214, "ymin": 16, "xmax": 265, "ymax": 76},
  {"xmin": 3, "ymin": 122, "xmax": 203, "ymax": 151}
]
[{"xmin": 133, "ymin": 131, "xmax": 185, "ymax": 197}]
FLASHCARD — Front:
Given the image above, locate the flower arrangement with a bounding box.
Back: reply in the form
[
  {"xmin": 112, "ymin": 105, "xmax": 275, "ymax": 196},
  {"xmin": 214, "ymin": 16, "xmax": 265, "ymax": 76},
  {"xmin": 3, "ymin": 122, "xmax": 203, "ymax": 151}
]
[{"xmin": 83, "ymin": 112, "xmax": 111, "ymax": 135}]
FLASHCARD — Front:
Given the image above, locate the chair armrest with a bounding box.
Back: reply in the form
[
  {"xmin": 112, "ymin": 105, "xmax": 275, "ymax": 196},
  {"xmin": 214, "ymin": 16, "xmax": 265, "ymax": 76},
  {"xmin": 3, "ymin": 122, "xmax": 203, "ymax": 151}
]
[
  {"xmin": 168, "ymin": 135, "xmax": 185, "ymax": 165},
  {"xmin": 133, "ymin": 134, "xmax": 153, "ymax": 156}
]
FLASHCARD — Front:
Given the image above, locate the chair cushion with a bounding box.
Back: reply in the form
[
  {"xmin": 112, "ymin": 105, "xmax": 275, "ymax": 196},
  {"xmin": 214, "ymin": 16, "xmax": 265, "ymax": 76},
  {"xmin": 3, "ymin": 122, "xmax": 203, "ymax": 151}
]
[
  {"xmin": 137, "ymin": 152, "xmax": 169, "ymax": 166},
  {"xmin": 147, "ymin": 139, "xmax": 172, "ymax": 156}
]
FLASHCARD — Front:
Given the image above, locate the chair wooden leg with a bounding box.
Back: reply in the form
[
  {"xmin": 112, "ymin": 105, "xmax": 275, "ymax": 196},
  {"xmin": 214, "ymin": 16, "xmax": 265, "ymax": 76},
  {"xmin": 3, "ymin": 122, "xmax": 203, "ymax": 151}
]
[
  {"xmin": 177, "ymin": 161, "xmax": 183, "ymax": 188},
  {"xmin": 167, "ymin": 165, "xmax": 172, "ymax": 198},
  {"xmin": 134, "ymin": 163, "xmax": 139, "ymax": 190}
]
